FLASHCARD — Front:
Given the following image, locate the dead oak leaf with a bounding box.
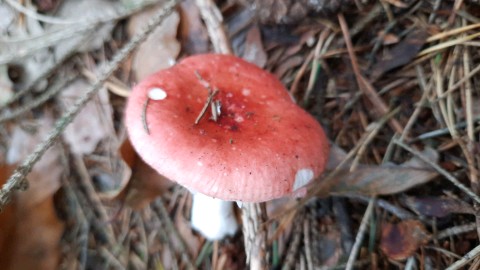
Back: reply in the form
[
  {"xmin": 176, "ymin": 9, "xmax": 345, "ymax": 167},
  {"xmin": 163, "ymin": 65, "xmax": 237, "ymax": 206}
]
[
  {"xmin": 6, "ymin": 114, "xmax": 63, "ymax": 207},
  {"xmin": 115, "ymin": 138, "xmax": 175, "ymax": 209},
  {"xmin": 401, "ymin": 196, "xmax": 475, "ymax": 218},
  {"xmin": 179, "ymin": 0, "xmax": 209, "ymax": 55},
  {"xmin": 380, "ymin": 220, "xmax": 430, "ymax": 261},
  {"xmin": 316, "ymin": 145, "xmax": 439, "ymax": 197},
  {"xmin": 59, "ymin": 78, "xmax": 113, "ymax": 156},
  {"xmin": 0, "ymin": 113, "xmax": 64, "ymax": 270},
  {"xmin": 127, "ymin": 3, "xmax": 180, "ymax": 81}
]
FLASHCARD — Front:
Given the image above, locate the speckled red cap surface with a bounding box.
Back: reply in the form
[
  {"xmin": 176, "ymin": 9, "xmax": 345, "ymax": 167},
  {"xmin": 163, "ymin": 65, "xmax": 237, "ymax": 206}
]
[{"xmin": 125, "ymin": 54, "xmax": 329, "ymax": 202}]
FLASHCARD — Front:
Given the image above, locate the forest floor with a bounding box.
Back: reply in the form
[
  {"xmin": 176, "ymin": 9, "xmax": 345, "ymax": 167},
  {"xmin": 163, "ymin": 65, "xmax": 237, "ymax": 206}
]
[{"xmin": 0, "ymin": 0, "xmax": 480, "ymax": 269}]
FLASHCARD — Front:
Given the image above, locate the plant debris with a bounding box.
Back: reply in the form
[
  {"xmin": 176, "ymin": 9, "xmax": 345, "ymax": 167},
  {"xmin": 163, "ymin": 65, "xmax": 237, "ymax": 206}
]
[{"xmin": 1, "ymin": 0, "xmax": 480, "ymax": 269}]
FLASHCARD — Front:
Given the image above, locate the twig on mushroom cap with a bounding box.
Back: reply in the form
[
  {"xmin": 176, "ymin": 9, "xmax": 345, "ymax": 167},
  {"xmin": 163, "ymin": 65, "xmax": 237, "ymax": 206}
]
[
  {"xmin": 194, "ymin": 88, "xmax": 219, "ymax": 125},
  {"xmin": 194, "ymin": 69, "xmax": 220, "ymax": 124}
]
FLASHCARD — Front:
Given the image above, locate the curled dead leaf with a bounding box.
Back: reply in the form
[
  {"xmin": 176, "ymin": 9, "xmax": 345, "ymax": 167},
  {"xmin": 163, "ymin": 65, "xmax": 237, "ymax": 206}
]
[
  {"xmin": 7, "ymin": 114, "xmax": 63, "ymax": 207},
  {"xmin": 316, "ymin": 145, "xmax": 439, "ymax": 196},
  {"xmin": 329, "ymin": 166, "xmax": 437, "ymax": 196},
  {"xmin": 60, "ymin": 79, "xmax": 113, "ymax": 156},
  {"xmin": 380, "ymin": 220, "xmax": 430, "ymax": 261},
  {"xmin": 370, "ymin": 29, "xmax": 428, "ymax": 80},
  {"xmin": 179, "ymin": 0, "xmax": 209, "ymax": 54},
  {"xmin": 127, "ymin": 3, "xmax": 180, "ymax": 81},
  {"xmin": 115, "ymin": 138, "xmax": 175, "ymax": 209},
  {"xmin": 242, "ymin": 25, "xmax": 267, "ymax": 68},
  {"xmin": 401, "ymin": 196, "xmax": 475, "ymax": 218},
  {"xmin": 0, "ymin": 112, "xmax": 64, "ymax": 270}
]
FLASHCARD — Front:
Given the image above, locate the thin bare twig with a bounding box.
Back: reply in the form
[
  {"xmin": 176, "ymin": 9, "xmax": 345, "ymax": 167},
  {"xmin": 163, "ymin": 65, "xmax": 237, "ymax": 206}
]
[
  {"xmin": 194, "ymin": 89, "xmax": 219, "ymax": 125},
  {"xmin": 195, "ymin": 0, "xmax": 232, "ymax": 54},
  {"xmin": 345, "ymin": 196, "xmax": 376, "ymax": 270},
  {"xmin": 446, "ymin": 244, "xmax": 480, "ymax": 270},
  {"xmin": 437, "ymin": 223, "xmax": 477, "ymax": 240},
  {"xmin": 0, "ymin": 0, "xmax": 179, "ymax": 209}
]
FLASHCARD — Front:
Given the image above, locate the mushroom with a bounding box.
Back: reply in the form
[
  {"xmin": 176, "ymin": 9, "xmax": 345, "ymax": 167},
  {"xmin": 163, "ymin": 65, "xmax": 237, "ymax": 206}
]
[{"xmin": 125, "ymin": 54, "xmax": 329, "ymax": 241}]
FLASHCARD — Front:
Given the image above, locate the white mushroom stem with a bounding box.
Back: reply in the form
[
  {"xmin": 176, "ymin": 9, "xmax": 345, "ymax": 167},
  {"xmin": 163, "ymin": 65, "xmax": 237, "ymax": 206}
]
[{"xmin": 190, "ymin": 192, "xmax": 239, "ymax": 240}]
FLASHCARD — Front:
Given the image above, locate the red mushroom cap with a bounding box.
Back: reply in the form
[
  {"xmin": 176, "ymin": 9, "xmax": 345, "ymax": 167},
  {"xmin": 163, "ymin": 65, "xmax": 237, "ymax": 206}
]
[{"xmin": 125, "ymin": 54, "xmax": 329, "ymax": 202}]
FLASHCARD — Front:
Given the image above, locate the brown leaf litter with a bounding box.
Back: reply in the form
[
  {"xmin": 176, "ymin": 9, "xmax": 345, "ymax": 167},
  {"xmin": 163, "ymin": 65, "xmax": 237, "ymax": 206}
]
[{"xmin": 1, "ymin": 0, "xmax": 480, "ymax": 269}]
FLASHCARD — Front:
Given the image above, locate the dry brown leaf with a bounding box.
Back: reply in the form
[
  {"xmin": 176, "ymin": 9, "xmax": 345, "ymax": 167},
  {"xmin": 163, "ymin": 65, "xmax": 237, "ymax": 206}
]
[
  {"xmin": 315, "ymin": 219, "xmax": 342, "ymax": 267},
  {"xmin": 370, "ymin": 29, "xmax": 428, "ymax": 80},
  {"xmin": 401, "ymin": 196, "xmax": 475, "ymax": 218},
  {"xmin": 179, "ymin": 0, "xmax": 209, "ymax": 55},
  {"xmin": 6, "ymin": 115, "xmax": 63, "ymax": 207},
  {"xmin": 51, "ymin": 0, "xmax": 117, "ymax": 58},
  {"xmin": 59, "ymin": 78, "xmax": 113, "ymax": 156},
  {"xmin": 0, "ymin": 163, "xmax": 16, "ymax": 257},
  {"xmin": 320, "ymin": 145, "xmax": 438, "ymax": 196},
  {"xmin": 329, "ymin": 166, "xmax": 437, "ymax": 196},
  {"xmin": 380, "ymin": 32, "xmax": 400, "ymax": 45},
  {"xmin": 380, "ymin": 220, "xmax": 430, "ymax": 261},
  {"xmin": 242, "ymin": 25, "xmax": 267, "ymax": 68},
  {"xmin": 0, "ymin": 113, "xmax": 64, "ymax": 270},
  {"xmin": 0, "ymin": 198, "xmax": 64, "ymax": 270},
  {"xmin": 127, "ymin": 3, "xmax": 180, "ymax": 81},
  {"xmin": 116, "ymin": 138, "xmax": 175, "ymax": 209}
]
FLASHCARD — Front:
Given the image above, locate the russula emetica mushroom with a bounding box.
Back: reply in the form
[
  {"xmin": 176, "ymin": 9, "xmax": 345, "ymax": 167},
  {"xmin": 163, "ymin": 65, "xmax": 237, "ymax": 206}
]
[{"xmin": 125, "ymin": 54, "xmax": 329, "ymax": 240}]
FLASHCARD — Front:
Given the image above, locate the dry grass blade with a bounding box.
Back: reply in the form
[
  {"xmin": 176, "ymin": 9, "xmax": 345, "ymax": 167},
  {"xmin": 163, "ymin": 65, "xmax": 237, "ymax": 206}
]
[
  {"xmin": 427, "ymin": 22, "xmax": 480, "ymax": 42},
  {"xmin": 345, "ymin": 196, "xmax": 375, "ymax": 270},
  {"xmin": 418, "ymin": 32, "xmax": 480, "ymax": 57},
  {"xmin": 446, "ymin": 244, "xmax": 480, "ymax": 270}
]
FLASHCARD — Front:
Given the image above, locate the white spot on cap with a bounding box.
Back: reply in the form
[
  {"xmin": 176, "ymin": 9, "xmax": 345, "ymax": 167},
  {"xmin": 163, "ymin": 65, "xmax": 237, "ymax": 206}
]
[
  {"xmin": 197, "ymin": 161, "xmax": 203, "ymax": 167},
  {"xmin": 242, "ymin": 88, "xmax": 251, "ymax": 96},
  {"xmin": 148, "ymin": 87, "xmax": 167, "ymax": 100},
  {"xmin": 293, "ymin": 169, "xmax": 314, "ymax": 191},
  {"xmin": 234, "ymin": 116, "xmax": 244, "ymax": 123}
]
